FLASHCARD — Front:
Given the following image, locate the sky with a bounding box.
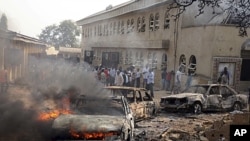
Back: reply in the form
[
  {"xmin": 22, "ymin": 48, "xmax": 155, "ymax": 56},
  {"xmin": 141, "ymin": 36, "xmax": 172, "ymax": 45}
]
[{"xmin": 0, "ymin": 0, "xmax": 129, "ymax": 38}]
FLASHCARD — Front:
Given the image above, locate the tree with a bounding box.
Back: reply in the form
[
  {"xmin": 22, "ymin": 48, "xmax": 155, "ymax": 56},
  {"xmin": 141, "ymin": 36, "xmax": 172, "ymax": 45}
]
[
  {"xmin": 38, "ymin": 20, "xmax": 80, "ymax": 48},
  {"xmin": 0, "ymin": 13, "xmax": 8, "ymax": 30},
  {"xmin": 38, "ymin": 24, "xmax": 60, "ymax": 47},
  {"xmin": 169, "ymin": 0, "xmax": 250, "ymax": 36}
]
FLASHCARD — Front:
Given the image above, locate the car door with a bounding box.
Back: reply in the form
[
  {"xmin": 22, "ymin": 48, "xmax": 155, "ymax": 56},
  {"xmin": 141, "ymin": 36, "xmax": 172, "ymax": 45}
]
[
  {"xmin": 141, "ymin": 91, "xmax": 155, "ymax": 117},
  {"xmin": 207, "ymin": 86, "xmax": 223, "ymax": 109},
  {"xmin": 220, "ymin": 86, "xmax": 236, "ymax": 109},
  {"xmin": 122, "ymin": 96, "xmax": 134, "ymax": 131}
]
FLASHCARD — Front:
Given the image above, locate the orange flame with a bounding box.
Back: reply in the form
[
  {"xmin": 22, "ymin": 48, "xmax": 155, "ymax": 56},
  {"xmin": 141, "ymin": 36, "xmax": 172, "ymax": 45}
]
[
  {"xmin": 37, "ymin": 109, "xmax": 72, "ymax": 121},
  {"xmin": 69, "ymin": 128, "xmax": 119, "ymax": 140}
]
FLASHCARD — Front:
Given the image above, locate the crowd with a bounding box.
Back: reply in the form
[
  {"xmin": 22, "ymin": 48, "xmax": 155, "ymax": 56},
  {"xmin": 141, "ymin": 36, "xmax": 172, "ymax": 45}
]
[{"xmin": 93, "ymin": 64, "xmax": 156, "ymax": 97}]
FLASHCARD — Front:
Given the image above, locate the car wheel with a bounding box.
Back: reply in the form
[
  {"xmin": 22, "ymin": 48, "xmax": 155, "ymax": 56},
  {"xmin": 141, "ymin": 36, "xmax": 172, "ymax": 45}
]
[
  {"xmin": 192, "ymin": 102, "xmax": 202, "ymax": 114},
  {"xmin": 232, "ymin": 102, "xmax": 241, "ymax": 111}
]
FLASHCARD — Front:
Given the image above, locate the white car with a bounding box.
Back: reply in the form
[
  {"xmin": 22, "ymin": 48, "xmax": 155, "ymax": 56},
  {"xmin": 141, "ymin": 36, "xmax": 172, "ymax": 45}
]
[
  {"xmin": 51, "ymin": 95, "xmax": 134, "ymax": 141},
  {"xmin": 160, "ymin": 84, "xmax": 249, "ymax": 114}
]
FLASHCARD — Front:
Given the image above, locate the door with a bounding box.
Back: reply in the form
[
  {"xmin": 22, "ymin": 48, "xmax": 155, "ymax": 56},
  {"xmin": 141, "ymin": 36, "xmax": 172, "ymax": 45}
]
[
  {"xmin": 207, "ymin": 86, "xmax": 223, "ymax": 109},
  {"xmin": 220, "ymin": 86, "xmax": 236, "ymax": 109},
  {"xmin": 101, "ymin": 52, "xmax": 119, "ymax": 68}
]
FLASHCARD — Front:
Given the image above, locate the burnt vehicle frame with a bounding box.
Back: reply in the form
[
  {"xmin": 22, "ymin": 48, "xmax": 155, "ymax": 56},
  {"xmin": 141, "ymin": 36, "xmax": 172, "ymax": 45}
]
[
  {"xmin": 160, "ymin": 84, "xmax": 249, "ymax": 114},
  {"xmin": 104, "ymin": 86, "xmax": 157, "ymax": 122},
  {"xmin": 51, "ymin": 94, "xmax": 134, "ymax": 141}
]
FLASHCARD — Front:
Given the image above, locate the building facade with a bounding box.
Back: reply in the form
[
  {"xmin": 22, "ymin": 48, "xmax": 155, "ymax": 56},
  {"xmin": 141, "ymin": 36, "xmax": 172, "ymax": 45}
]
[
  {"xmin": 77, "ymin": 0, "xmax": 250, "ymax": 91},
  {"xmin": 0, "ymin": 29, "xmax": 46, "ymax": 83}
]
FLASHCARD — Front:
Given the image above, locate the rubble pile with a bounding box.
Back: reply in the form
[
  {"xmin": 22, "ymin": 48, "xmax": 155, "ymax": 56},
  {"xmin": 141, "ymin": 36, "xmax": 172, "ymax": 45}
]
[{"xmin": 134, "ymin": 112, "xmax": 250, "ymax": 141}]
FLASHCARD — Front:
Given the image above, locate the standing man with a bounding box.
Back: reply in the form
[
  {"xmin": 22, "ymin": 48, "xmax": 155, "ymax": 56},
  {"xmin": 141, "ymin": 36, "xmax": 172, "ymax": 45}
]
[
  {"xmin": 174, "ymin": 67, "xmax": 184, "ymax": 94},
  {"xmin": 135, "ymin": 68, "xmax": 141, "ymax": 88},
  {"xmin": 147, "ymin": 68, "xmax": 155, "ymax": 98},
  {"xmin": 109, "ymin": 66, "xmax": 116, "ymax": 86},
  {"xmin": 161, "ymin": 68, "xmax": 167, "ymax": 90},
  {"xmin": 218, "ymin": 67, "xmax": 230, "ymax": 85},
  {"xmin": 142, "ymin": 64, "xmax": 149, "ymax": 89},
  {"xmin": 185, "ymin": 69, "xmax": 193, "ymax": 90}
]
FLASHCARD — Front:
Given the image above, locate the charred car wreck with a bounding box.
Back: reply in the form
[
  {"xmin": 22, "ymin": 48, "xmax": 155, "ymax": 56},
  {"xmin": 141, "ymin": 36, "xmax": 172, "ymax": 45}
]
[
  {"xmin": 51, "ymin": 95, "xmax": 134, "ymax": 140},
  {"xmin": 160, "ymin": 84, "xmax": 249, "ymax": 114},
  {"xmin": 104, "ymin": 86, "xmax": 157, "ymax": 122}
]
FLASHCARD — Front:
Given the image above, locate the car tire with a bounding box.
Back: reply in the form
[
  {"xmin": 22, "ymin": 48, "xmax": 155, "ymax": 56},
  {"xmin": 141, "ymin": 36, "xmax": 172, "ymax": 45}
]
[
  {"xmin": 192, "ymin": 102, "xmax": 202, "ymax": 114},
  {"xmin": 232, "ymin": 102, "xmax": 241, "ymax": 111}
]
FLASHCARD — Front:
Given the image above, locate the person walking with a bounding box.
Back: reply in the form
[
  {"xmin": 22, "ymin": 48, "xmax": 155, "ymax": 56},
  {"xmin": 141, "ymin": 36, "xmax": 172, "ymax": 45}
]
[
  {"xmin": 185, "ymin": 69, "xmax": 193, "ymax": 90},
  {"xmin": 173, "ymin": 67, "xmax": 184, "ymax": 94},
  {"xmin": 114, "ymin": 71, "xmax": 124, "ymax": 86},
  {"xmin": 166, "ymin": 70, "xmax": 173, "ymax": 91},
  {"xmin": 135, "ymin": 68, "xmax": 141, "ymax": 88},
  {"xmin": 218, "ymin": 67, "xmax": 230, "ymax": 85},
  {"xmin": 161, "ymin": 68, "xmax": 167, "ymax": 90},
  {"xmin": 147, "ymin": 68, "xmax": 155, "ymax": 98},
  {"xmin": 142, "ymin": 64, "xmax": 149, "ymax": 89}
]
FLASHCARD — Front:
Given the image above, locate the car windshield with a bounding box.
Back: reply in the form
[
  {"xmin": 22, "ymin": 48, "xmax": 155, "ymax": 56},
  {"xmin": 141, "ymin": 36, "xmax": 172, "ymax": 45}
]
[
  {"xmin": 183, "ymin": 85, "xmax": 209, "ymax": 94},
  {"xmin": 74, "ymin": 96, "xmax": 125, "ymax": 116}
]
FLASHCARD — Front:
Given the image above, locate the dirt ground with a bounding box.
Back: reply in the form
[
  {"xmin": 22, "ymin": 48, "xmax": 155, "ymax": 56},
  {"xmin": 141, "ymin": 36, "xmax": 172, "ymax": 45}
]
[{"xmin": 4, "ymin": 85, "xmax": 250, "ymax": 141}]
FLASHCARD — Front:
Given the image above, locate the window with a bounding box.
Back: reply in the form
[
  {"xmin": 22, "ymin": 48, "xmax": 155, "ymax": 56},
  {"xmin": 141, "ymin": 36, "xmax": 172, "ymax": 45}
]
[
  {"xmin": 152, "ymin": 52, "xmax": 157, "ymax": 68},
  {"xmin": 118, "ymin": 21, "xmax": 121, "ymax": 34},
  {"xmin": 188, "ymin": 55, "xmax": 197, "ymax": 74},
  {"xmin": 149, "ymin": 14, "xmax": 154, "ymax": 31},
  {"xmin": 154, "ymin": 13, "xmax": 160, "ymax": 31},
  {"xmin": 125, "ymin": 51, "xmax": 129, "ymax": 64},
  {"xmin": 121, "ymin": 21, "xmax": 124, "ymax": 34},
  {"xmin": 162, "ymin": 53, "xmax": 167, "ymax": 68},
  {"xmin": 94, "ymin": 26, "xmax": 96, "ymax": 36},
  {"xmin": 179, "ymin": 54, "xmax": 186, "ymax": 72},
  {"xmin": 141, "ymin": 16, "xmax": 146, "ymax": 32},
  {"xmin": 164, "ymin": 11, "xmax": 170, "ymax": 29},
  {"xmin": 131, "ymin": 19, "xmax": 134, "ymax": 32},
  {"xmin": 110, "ymin": 23, "xmax": 112, "ymax": 35},
  {"xmin": 137, "ymin": 17, "xmax": 141, "ymax": 32},
  {"xmin": 113, "ymin": 22, "xmax": 116, "ymax": 35},
  {"xmin": 106, "ymin": 24, "xmax": 109, "ymax": 36},
  {"xmin": 127, "ymin": 19, "xmax": 130, "ymax": 33}
]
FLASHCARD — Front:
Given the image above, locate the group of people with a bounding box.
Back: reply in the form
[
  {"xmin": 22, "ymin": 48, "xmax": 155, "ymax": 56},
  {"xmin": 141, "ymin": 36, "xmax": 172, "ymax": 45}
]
[
  {"xmin": 162, "ymin": 64, "xmax": 195, "ymax": 94},
  {"xmin": 94, "ymin": 64, "xmax": 155, "ymax": 97}
]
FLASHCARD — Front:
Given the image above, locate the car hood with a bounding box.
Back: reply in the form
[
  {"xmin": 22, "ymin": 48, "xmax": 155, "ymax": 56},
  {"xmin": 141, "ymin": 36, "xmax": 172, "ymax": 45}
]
[
  {"xmin": 52, "ymin": 114, "xmax": 127, "ymax": 132},
  {"xmin": 161, "ymin": 93, "xmax": 201, "ymax": 99}
]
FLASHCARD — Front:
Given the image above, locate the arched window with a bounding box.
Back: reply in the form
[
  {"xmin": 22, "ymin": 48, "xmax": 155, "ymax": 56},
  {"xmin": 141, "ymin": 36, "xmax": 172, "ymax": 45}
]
[
  {"xmin": 155, "ymin": 13, "xmax": 160, "ymax": 31},
  {"xmin": 149, "ymin": 14, "xmax": 154, "ymax": 31},
  {"xmin": 121, "ymin": 21, "xmax": 124, "ymax": 34},
  {"xmin": 137, "ymin": 17, "xmax": 141, "ymax": 32},
  {"xmin": 164, "ymin": 11, "xmax": 170, "ymax": 29},
  {"xmin": 141, "ymin": 16, "xmax": 146, "ymax": 32},
  {"xmin": 127, "ymin": 19, "xmax": 130, "ymax": 33},
  {"xmin": 118, "ymin": 21, "xmax": 120, "ymax": 34},
  {"xmin": 188, "ymin": 55, "xmax": 197, "ymax": 74},
  {"xmin": 162, "ymin": 53, "xmax": 167, "ymax": 64},
  {"xmin": 179, "ymin": 54, "xmax": 186, "ymax": 72},
  {"xmin": 94, "ymin": 26, "xmax": 96, "ymax": 36},
  {"xmin": 110, "ymin": 23, "xmax": 112, "ymax": 35},
  {"xmin": 131, "ymin": 19, "xmax": 134, "ymax": 32},
  {"xmin": 113, "ymin": 22, "xmax": 116, "ymax": 35}
]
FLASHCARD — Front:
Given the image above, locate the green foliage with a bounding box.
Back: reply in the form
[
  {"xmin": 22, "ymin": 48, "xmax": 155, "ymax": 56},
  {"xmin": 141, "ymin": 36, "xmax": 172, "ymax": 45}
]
[
  {"xmin": 0, "ymin": 13, "xmax": 8, "ymax": 30},
  {"xmin": 38, "ymin": 20, "xmax": 80, "ymax": 47}
]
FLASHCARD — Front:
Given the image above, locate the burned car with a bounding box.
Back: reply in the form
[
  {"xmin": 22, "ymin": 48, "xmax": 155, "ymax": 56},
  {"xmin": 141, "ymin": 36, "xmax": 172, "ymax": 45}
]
[
  {"xmin": 160, "ymin": 84, "xmax": 249, "ymax": 114},
  {"xmin": 51, "ymin": 94, "xmax": 134, "ymax": 141},
  {"xmin": 104, "ymin": 86, "xmax": 157, "ymax": 122}
]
